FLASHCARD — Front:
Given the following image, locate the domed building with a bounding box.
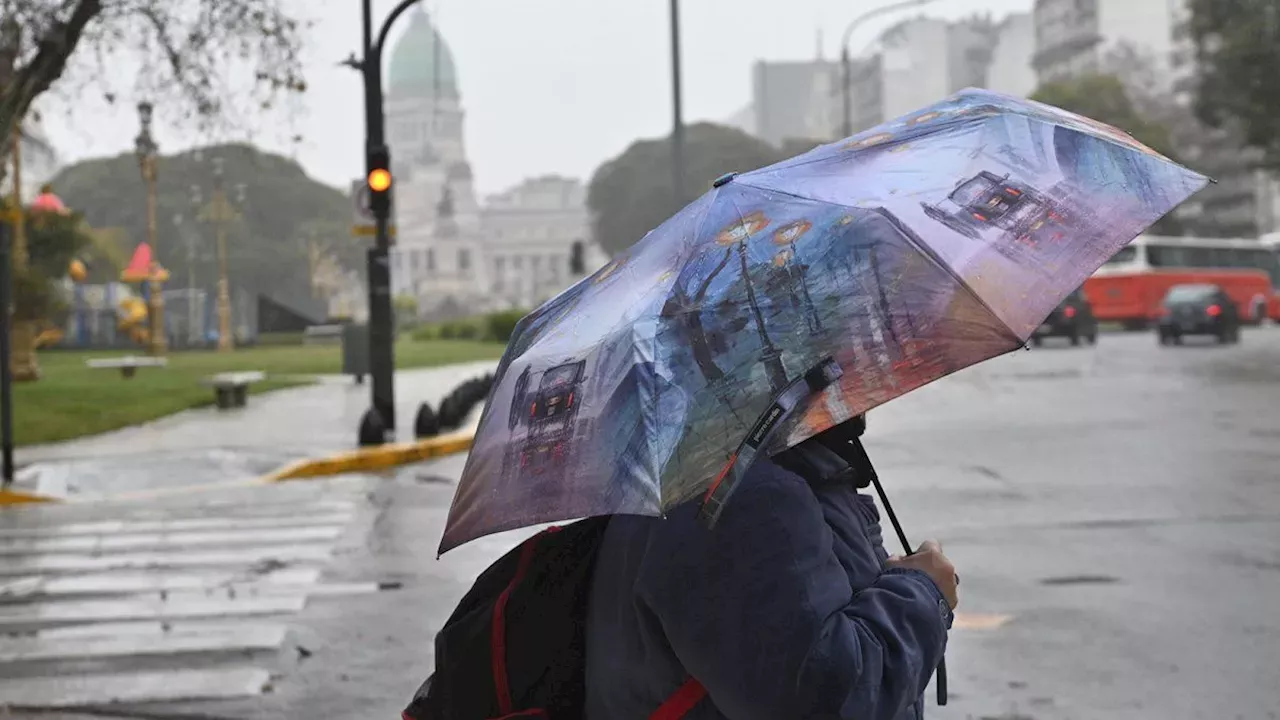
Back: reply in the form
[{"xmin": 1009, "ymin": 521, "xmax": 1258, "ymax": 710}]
[
  {"xmin": 384, "ymin": 6, "xmax": 487, "ymax": 316},
  {"xmin": 380, "ymin": 7, "xmax": 606, "ymax": 320}
]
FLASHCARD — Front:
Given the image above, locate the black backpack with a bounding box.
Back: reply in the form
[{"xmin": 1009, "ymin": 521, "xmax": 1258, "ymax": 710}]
[{"xmin": 403, "ymin": 517, "xmax": 706, "ymax": 720}]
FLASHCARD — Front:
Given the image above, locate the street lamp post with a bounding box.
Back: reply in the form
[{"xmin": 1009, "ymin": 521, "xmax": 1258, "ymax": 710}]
[
  {"xmin": 134, "ymin": 101, "xmax": 167, "ymax": 356},
  {"xmin": 194, "ymin": 157, "xmax": 240, "ymax": 352},
  {"xmin": 350, "ymin": 0, "xmax": 421, "ymax": 444},
  {"xmin": 838, "ymin": 0, "xmax": 937, "ymax": 138}
]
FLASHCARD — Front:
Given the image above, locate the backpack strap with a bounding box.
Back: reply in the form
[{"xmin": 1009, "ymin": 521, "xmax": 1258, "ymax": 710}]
[{"xmin": 649, "ymin": 677, "xmax": 707, "ymax": 720}]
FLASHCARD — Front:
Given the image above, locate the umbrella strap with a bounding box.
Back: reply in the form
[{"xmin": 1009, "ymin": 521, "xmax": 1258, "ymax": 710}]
[{"xmin": 698, "ymin": 357, "xmax": 842, "ymax": 528}]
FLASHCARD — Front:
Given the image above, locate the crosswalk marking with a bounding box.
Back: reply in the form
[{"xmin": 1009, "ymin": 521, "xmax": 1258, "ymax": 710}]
[
  {"xmin": 0, "ymin": 543, "xmax": 335, "ymax": 576},
  {"xmin": 0, "ymin": 524, "xmax": 345, "ymax": 555},
  {"xmin": 0, "ymin": 623, "xmax": 288, "ymax": 663},
  {"xmin": 0, "ymin": 667, "xmax": 273, "ymax": 708},
  {"xmin": 0, "ymin": 509, "xmax": 355, "ymax": 538},
  {"xmin": 0, "ymin": 592, "xmax": 308, "ymax": 632},
  {"xmin": 0, "ymin": 486, "xmax": 365, "ymax": 710},
  {"xmin": 0, "ymin": 566, "xmax": 322, "ymax": 600}
]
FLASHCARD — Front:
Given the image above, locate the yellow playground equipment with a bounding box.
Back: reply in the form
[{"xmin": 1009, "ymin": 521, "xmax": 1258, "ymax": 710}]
[
  {"xmin": 118, "ymin": 295, "xmax": 151, "ymax": 345},
  {"xmin": 117, "ymin": 241, "xmax": 167, "ymax": 346}
]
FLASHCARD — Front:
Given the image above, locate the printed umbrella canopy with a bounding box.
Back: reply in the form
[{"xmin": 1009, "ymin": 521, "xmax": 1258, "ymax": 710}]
[{"xmin": 440, "ymin": 88, "xmax": 1208, "ymax": 554}]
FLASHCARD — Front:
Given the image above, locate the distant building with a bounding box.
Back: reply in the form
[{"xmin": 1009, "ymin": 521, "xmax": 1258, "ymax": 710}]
[
  {"xmin": 987, "ymin": 13, "xmax": 1038, "ymax": 97},
  {"xmin": 1032, "ymin": 0, "xmax": 1177, "ymax": 85},
  {"xmin": 1, "ymin": 118, "xmax": 60, "ymax": 201},
  {"xmin": 376, "ymin": 7, "xmax": 605, "ymax": 320},
  {"xmin": 480, "ymin": 176, "xmax": 605, "ymax": 310},
  {"xmin": 834, "ymin": 15, "xmax": 1008, "ymax": 135},
  {"xmin": 1032, "ymin": 0, "xmax": 1278, "ymax": 238},
  {"xmin": 752, "ymin": 60, "xmax": 837, "ymax": 146}
]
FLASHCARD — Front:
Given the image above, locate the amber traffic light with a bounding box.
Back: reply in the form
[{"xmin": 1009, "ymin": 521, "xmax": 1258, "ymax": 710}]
[{"xmin": 368, "ymin": 168, "xmax": 392, "ymax": 193}]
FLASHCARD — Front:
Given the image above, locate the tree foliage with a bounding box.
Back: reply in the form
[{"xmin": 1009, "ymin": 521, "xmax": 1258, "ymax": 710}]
[
  {"xmin": 1189, "ymin": 0, "xmax": 1280, "ymax": 169},
  {"xmin": 51, "ymin": 142, "xmax": 356, "ymax": 315},
  {"xmin": 587, "ymin": 123, "xmax": 794, "ymax": 257},
  {"xmin": 0, "ymin": 0, "xmax": 307, "ymax": 186}
]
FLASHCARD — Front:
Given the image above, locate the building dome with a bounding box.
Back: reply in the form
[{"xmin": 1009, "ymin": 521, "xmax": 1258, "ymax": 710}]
[{"xmin": 387, "ymin": 7, "xmax": 459, "ymax": 98}]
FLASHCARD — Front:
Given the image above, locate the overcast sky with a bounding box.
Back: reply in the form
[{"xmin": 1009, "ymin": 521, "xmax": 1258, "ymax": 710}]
[{"xmin": 37, "ymin": 0, "xmax": 1033, "ymax": 197}]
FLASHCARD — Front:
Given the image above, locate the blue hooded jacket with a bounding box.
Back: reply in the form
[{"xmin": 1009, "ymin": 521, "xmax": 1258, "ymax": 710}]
[{"xmin": 585, "ymin": 437, "xmax": 952, "ymax": 719}]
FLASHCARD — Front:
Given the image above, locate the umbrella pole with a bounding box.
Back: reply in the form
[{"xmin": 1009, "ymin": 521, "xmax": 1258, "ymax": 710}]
[{"xmin": 855, "ymin": 439, "xmax": 949, "ymax": 706}]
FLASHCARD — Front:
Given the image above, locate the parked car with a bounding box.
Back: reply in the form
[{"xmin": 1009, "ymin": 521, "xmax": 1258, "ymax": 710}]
[
  {"xmin": 1156, "ymin": 283, "xmax": 1242, "ymax": 345},
  {"xmin": 1032, "ymin": 287, "xmax": 1098, "ymax": 346}
]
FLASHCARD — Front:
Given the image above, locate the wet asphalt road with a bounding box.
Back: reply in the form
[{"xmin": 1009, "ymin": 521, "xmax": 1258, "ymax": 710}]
[{"xmin": 8, "ymin": 328, "xmax": 1280, "ymax": 719}]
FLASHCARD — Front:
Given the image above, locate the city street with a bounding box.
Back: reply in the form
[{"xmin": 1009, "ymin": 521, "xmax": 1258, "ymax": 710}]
[{"xmin": 2, "ymin": 328, "xmax": 1279, "ymax": 719}]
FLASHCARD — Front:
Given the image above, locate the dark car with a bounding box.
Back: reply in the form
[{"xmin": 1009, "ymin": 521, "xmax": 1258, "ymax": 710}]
[
  {"xmin": 1157, "ymin": 284, "xmax": 1242, "ymax": 345},
  {"xmin": 518, "ymin": 359, "xmax": 587, "ymax": 471},
  {"xmin": 1032, "ymin": 287, "xmax": 1098, "ymax": 346}
]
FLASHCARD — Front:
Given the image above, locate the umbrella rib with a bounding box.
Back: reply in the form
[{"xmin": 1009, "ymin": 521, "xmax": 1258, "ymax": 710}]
[{"xmin": 733, "ymin": 179, "xmax": 1023, "ymax": 345}]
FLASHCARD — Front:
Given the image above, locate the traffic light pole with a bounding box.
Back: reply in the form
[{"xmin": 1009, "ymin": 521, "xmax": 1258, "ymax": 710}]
[{"xmin": 358, "ymin": 0, "xmax": 420, "ymax": 443}]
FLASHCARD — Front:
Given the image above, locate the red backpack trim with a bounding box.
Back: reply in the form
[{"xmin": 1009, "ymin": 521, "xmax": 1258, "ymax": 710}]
[{"xmin": 650, "ymin": 678, "xmax": 708, "ymax": 720}]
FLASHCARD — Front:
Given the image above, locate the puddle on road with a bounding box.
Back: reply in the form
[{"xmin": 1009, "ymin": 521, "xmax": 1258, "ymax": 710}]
[
  {"xmin": 1038, "ymin": 574, "xmax": 1120, "ymax": 586},
  {"xmin": 25, "ymin": 449, "xmax": 301, "ymax": 499}
]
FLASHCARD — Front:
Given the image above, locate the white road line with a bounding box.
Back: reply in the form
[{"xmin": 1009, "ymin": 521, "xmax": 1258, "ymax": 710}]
[
  {"xmin": 0, "ymin": 593, "xmax": 307, "ymax": 632},
  {"xmin": 0, "ymin": 525, "xmax": 345, "ymax": 555},
  {"xmin": 0, "ymin": 510, "xmax": 355, "ymax": 539},
  {"xmin": 0, "ymin": 624, "xmax": 289, "ymax": 663},
  {"xmin": 0, "ymin": 567, "xmax": 322, "ymax": 600},
  {"xmin": 0, "ymin": 667, "xmax": 272, "ymax": 708},
  {"xmin": 0, "ymin": 544, "xmax": 333, "ymax": 576}
]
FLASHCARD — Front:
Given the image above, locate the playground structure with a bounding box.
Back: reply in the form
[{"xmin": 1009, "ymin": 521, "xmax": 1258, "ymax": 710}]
[{"xmin": 115, "ymin": 242, "xmax": 170, "ymax": 346}]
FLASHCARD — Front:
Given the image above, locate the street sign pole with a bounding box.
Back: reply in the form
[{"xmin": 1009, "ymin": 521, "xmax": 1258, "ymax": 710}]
[{"xmin": 0, "ymin": 221, "xmax": 15, "ymax": 486}]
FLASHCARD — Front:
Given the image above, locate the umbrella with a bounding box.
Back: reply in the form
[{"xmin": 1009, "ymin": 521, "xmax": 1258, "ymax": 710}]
[{"xmin": 440, "ymin": 88, "xmax": 1208, "ymax": 554}]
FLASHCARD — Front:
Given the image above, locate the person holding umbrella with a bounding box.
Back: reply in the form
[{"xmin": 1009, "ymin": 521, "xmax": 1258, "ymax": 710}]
[
  {"xmin": 586, "ymin": 412, "xmax": 957, "ymax": 720},
  {"xmin": 411, "ymin": 89, "xmax": 1207, "ymax": 720}
]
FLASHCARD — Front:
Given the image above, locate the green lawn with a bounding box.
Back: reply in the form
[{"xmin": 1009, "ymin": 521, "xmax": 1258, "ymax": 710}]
[{"xmin": 9, "ymin": 340, "xmax": 506, "ymax": 447}]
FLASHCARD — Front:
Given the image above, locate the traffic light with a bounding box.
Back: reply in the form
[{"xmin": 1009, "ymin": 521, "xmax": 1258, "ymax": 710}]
[
  {"xmin": 569, "ymin": 240, "xmax": 585, "ymax": 275},
  {"xmin": 367, "ymin": 146, "xmax": 392, "ymax": 217}
]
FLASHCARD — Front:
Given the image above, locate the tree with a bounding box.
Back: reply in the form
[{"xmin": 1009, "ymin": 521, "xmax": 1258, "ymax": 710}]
[
  {"xmin": 1031, "ymin": 73, "xmax": 1184, "ymax": 235},
  {"xmin": 0, "ymin": 0, "xmax": 305, "ymax": 187},
  {"xmin": 1189, "ymin": 0, "xmax": 1280, "ymax": 169},
  {"xmin": 52, "ymin": 143, "xmax": 353, "ymax": 318},
  {"xmin": 587, "ymin": 123, "xmax": 788, "ymax": 257}
]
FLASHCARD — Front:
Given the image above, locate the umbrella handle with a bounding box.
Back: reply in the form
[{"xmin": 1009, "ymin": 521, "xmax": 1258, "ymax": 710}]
[{"xmin": 857, "ymin": 441, "xmax": 950, "ymax": 706}]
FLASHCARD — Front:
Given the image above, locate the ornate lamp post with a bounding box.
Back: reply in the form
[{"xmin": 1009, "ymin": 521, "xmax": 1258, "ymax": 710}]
[
  {"xmin": 194, "ymin": 157, "xmax": 242, "ymax": 352},
  {"xmin": 134, "ymin": 101, "xmax": 167, "ymax": 356}
]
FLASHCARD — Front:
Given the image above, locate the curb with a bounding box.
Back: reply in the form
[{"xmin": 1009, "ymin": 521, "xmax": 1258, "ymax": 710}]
[
  {"xmin": 263, "ymin": 430, "xmax": 477, "ymax": 483},
  {"xmin": 0, "ymin": 488, "xmax": 58, "ymax": 506}
]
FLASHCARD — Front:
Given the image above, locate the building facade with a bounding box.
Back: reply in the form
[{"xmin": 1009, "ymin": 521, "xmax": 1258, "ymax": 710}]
[
  {"xmin": 1032, "ymin": 0, "xmax": 1178, "ymax": 84},
  {"xmin": 377, "ymin": 8, "xmax": 604, "ymax": 320},
  {"xmin": 833, "ymin": 15, "xmax": 1010, "ymax": 136},
  {"xmin": 480, "ymin": 176, "xmax": 602, "ymax": 310},
  {"xmin": 986, "ymin": 13, "xmax": 1038, "ymax": 98},
  {"xmin": 1, "ymin": 118, "xmax": 60, "ymax": 201}
]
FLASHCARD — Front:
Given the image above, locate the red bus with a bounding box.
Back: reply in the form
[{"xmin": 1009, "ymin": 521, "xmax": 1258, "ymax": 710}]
[{"xmin": 1083, "ymin": 235, "xmax": 1280, "ymax": 329}]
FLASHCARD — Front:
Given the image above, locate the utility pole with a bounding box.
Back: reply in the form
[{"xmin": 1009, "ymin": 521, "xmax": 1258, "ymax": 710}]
[
  {"xmin": 669, "ymin": 0, "xmax": 686, "ymax": 206},
  {"xmin": 838, "ymin": 0, "xmax": 937, "ymax": 138},
  {"xmin": 353, "ymin": 0, "xmax": 420, "ymax": 444}
]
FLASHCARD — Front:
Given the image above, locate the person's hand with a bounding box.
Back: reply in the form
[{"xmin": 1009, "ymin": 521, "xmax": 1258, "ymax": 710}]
[{"xmin": 887, "ymin": 540, "xmax": 958, "ymax": 610}]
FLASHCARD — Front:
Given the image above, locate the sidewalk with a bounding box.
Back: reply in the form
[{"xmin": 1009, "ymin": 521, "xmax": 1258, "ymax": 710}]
[{"xmin": 12, "ymin": 361, "xmax": 498, "ymax": 499}]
